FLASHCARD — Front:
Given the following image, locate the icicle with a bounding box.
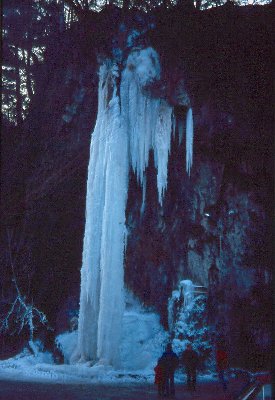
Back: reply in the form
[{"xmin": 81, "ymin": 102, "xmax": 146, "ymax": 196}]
[
  {"xmin": 186, "ymin": 107, "xmax": 193, "ymax": 176},
  {"xmin": 121, "ymin": 47, "xmax": 172, "ymax": 205},
  {"xmin": 153, "ymin": 100, "xmax": 173, "ymax": 205},
  {"xmin": 121, "ymin": 48, "xmax": 160, "ymax": 186},
  {"xmin": 140, "ymin": 174, "xmax": 146, "ymax": 214}
]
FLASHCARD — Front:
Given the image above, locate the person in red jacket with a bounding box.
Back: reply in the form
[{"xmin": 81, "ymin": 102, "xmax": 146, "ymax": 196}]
[
  {"xmin": 154, "ymin": 358, "xmax": 165, "ymax": 397},
  {"xmin": 216, "ymin": 346, "xmax": 229, "ymax": 391}
]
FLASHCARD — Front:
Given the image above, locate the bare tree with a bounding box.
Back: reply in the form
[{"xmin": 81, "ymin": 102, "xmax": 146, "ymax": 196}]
[{"xmin": 0, "ymin": 229, "xmax": 49, "ymax": 353}]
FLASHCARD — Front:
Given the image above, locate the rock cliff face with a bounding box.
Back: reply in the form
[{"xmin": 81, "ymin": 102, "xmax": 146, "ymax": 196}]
[
  {"xmin": 1, "ymin": 5, "xmax": 272, "ymax": 367},
  {"xmin": 125, "ymin": 5, "xmax": 273, "ymax": 317}
]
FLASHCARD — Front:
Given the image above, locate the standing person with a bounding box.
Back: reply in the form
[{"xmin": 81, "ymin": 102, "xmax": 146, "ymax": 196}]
[
  {"xmin": 181, "ymin": 343, "xmax": 199, "ymax": 391},
  {"xmin": 216, "ymin": 345, "xmax": 229, "ymax": 391},
  {"xmin": 154, "ymin": 358, "xmax": 165, "ymax": 397},
  {"xmin": 160, "ymin": 343, "xmax": 179, "ymax": 398}
]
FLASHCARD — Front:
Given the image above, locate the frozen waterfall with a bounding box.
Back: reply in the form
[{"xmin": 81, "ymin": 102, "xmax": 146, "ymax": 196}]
[
  {"xmin": 74, "ymin": 62, "xmax": 128, "ymax": 366},
  {"xmin": 74, "ymin": 48, "xmax": 174, "ymax": 367}
]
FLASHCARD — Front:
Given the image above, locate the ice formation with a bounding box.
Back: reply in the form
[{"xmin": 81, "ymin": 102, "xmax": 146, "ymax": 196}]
[
  {"xmin": 56, "ymin": 331, "xmax": 78, "ymax": 364},
  {"xmin": 168, "ymin": 290, "xmax": 181, "ymax": 332},
  {"xmin": 120, "ymin": 310, "xmax": 166, "ymax": 370},
  {"xmin": 167, "ymin": 280, "xmax": 195, "ymax": 333},
  {"xmin": 74, "ymin": 62, "xmax": 128, "ymax": 367},
  {"xmin": 75, "ymin": 48, "xmax": 174, "ymax": 367},
  {"xmin": 180, "ymin": 279, "xmax": 194, "ymax": 307},
  {"xmin": 186, "ymin": 108, "xmax": 193, "ymax": 176},
  {"xmin": 59, "ymin": 294, "xmax": 167, "ymax": 371},
  {"xmin": 121, "ymin": 48, "xmax": 173, "ymax": 204}
]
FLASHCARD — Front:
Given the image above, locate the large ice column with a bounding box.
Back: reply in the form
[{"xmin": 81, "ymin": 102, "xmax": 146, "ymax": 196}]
[
  {"xmin": 74, "ymin": 63, "xmax": 128, "ymax": 366},
  {"xmin": 75, "ymin": 64, "xmax": 110, "ymax": 363},
  {"xmin": 186, "ymin": 107, "xmax": 193, "ymax": 176},
  {"xmin": 96, "ymin": 77, "xmax": 128, "ymax": 367}
]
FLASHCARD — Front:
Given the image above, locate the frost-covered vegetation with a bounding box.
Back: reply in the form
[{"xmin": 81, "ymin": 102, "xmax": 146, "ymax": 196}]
[
  {"xmin": 173, "ymin": 295, "xmax": 212, "ymax": 370},
  {"xmin": 168, "ymin": 282, "xmax": 212, "ymax": 370}
]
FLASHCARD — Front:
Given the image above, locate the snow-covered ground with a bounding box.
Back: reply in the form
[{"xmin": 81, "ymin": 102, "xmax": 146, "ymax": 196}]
[
  {"xmin": 0, "ymin": 351, "xmax": 150, "ymax": 384},
  {"xmin": 0, "ymin": 291, "xmax": 214, "ymax": 386},
  {"xmin": 0, "ymin": 348, "xmax": 215, "ymax": 385},
  {"xmin": 0, "ymin": 305, "xmax": 170, "ymax": 385}
]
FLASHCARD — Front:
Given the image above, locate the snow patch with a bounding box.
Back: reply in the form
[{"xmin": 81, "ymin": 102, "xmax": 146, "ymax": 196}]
[
  {"xmin": 120, "ymin": 310, "xmax": 167, "ymax": 370},
  {"xmin": 56, "ymin": 331, "xmax": 78, "ymax": 364}
]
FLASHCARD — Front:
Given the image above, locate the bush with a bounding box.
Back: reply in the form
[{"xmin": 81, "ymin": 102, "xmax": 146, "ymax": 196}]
[{"xmin": 172, "ymin": 295, "xmax": 213, "ymax": 371}]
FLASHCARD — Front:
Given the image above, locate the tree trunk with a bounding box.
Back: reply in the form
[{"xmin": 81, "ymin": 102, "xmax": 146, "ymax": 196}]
[
  {"xmin": 24, "ymin": 49, "xmax": 34, "ymax": 102},
  {"xmin": 123, "ymin": 0, "xmax": 130, "ymax": 9},
  {"xmin": 15, "ymin": 60, "xmax": 22, "ymax": 126},
  {"xmin": 59, "ymin": 0, "xmax": 65, "ymax": 33}
]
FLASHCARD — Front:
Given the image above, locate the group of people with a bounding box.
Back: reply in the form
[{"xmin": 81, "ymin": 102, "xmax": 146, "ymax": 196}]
[
  {"xmin": 154, "ymin": 343, "xmax": 198, "ymax": 397},
  {"xmin": 154, "ymin": 342, "xmax": 228, "ymax": 398}
]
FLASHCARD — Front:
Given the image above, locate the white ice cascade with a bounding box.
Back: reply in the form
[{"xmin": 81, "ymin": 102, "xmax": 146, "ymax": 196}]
[
  {"xmin": 74, "ymin": 62, "xmax": 128, "ymax": 367},
  {"xmin": 121, "ymin": 48, "xmax": 173, "ymax": 204},
  {"xmin": 75, "ymin": 48, "xmax": 173, "ymax": 367},
  {"xmin": 186, "ymin": 107, "xmax": 194, "ymax": 176}
]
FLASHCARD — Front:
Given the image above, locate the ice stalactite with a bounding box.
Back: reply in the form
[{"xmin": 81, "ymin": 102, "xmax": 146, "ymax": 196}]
[
  {"xmin": 186, "ymin": 107, "xmax": 194, "ymax": 176},
  {"xmin": 75, "ymin": 48, "xmax": 173, "ymax": 367},
  {"xmin": 140, "ymin": 174, "xmax": 147, "ymax": 215},
  {"xmin": 121, "ymin": 48, "xmax": 173, "ymax": 205}
]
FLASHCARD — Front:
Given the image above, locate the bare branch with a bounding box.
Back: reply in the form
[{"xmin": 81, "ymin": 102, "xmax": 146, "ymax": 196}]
[
  {"xmin": 64, "ymin": 0, "xmax": 83, "ymax": 15},
  {"xmin": 1, "ymin": 229, "xmax": 49, "ymax": 345}
]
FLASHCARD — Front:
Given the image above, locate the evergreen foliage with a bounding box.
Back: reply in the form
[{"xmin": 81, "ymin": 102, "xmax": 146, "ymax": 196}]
[{"xmin": 172, "ymin": 295, "xmax": 213, "ymax": 370}]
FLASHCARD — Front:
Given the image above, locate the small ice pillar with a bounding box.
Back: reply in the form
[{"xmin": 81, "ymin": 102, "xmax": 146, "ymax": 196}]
[
  {"xmin": 168, "ymin": 290, "xmax": 180, "ymax": 332},
  {"xmin": 186, "ymin": 108, "xmax": 193, "ymax": 176},
  {"xmin": 180, "ymin": 279, "xmax": 194, "ymax": 308}
]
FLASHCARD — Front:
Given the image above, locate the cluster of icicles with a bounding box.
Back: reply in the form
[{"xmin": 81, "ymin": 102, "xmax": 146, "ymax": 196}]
[{"xmin": 72, "ymin": 48, "xmax": 194, "ymax": 367}]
